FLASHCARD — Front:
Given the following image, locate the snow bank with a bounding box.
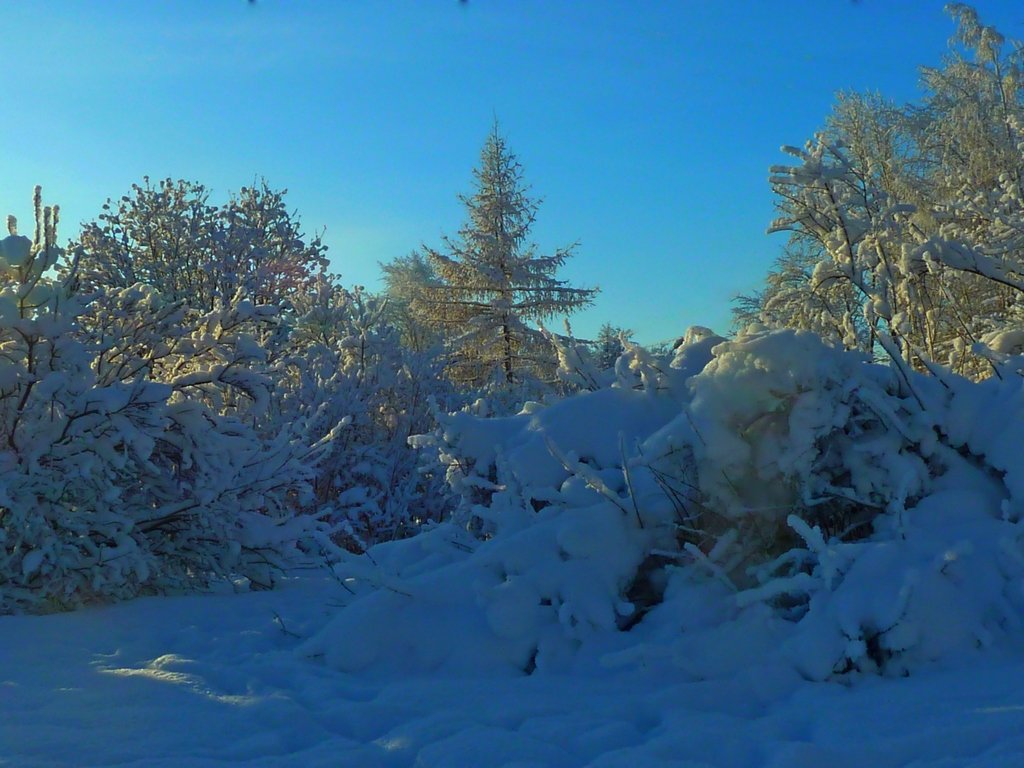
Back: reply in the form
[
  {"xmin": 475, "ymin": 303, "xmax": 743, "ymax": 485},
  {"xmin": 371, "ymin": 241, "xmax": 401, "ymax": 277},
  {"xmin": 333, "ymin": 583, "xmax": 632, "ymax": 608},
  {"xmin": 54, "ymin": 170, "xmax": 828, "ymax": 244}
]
[{"xmin": 309, "ymin": 328, "xmax": 1024, "ymax": 683}]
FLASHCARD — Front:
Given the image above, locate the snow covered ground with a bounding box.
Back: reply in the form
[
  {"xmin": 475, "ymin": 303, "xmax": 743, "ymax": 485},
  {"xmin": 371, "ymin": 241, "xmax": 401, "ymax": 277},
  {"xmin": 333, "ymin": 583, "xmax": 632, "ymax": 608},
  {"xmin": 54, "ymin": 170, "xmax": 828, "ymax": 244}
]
[{"xmin": 3, "ymin": 574, "xmax": 1024, "ymax": 768}]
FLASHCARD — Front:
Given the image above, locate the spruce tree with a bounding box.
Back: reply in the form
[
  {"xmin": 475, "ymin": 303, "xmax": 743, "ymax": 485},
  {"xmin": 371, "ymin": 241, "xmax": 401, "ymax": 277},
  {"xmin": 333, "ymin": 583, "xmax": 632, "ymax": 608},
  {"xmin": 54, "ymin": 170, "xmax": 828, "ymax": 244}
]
[
  {"xmin": 417, "ymin": 123, "xmax": 596, "ymax": 386},
  {"xmin": 593, "ymin": 322, "xmax": 633, "ymax": 370}
]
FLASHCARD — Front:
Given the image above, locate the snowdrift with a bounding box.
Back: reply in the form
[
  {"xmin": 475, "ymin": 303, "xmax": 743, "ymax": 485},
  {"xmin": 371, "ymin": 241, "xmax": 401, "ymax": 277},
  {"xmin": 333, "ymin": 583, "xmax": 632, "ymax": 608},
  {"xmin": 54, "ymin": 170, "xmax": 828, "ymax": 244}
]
[{"xmin": 306, "ymin": 328, "xmax": 1024, "ymax": 682}]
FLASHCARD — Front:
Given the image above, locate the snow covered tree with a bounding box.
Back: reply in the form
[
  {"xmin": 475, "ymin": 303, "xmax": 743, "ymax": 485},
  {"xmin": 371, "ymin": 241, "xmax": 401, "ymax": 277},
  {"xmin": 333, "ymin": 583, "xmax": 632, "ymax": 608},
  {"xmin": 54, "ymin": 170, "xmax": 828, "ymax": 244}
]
[
  {"xmin": 71, "ymin": 179, "xmax": 219, "ymax": 306},
  {"xmin": 741, "ymin": 5, "xmax": 1024, "ymax": 377},
  {"xmin": 379, "ymin": 252, "xmax": 444, "ymax": 353},
  {"xmin": 0, "ymin": 189, "xmax": 338, "ymax": 613},
  {"xmin": 219, "ymin": 181, "xmax": 330, "ymax": 307},
  {"xmin": 416, "ymin": 124, "xmax": 596, "ymax": 387},
  {"xmin": 70, "ymin": 178, "xmax": 328, "ymax": 312}
]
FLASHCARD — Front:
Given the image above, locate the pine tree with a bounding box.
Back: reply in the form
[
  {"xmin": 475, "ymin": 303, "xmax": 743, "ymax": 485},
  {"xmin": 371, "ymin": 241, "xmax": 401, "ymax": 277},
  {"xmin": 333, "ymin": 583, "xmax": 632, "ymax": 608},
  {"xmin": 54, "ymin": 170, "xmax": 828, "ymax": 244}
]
[
  {"xmin": 416, "ymin": 123, "xmax": 596, "ymax": 386},
  {"xmin": 592, "ymin": 322, "xmax": 633, "ymax": 370}
]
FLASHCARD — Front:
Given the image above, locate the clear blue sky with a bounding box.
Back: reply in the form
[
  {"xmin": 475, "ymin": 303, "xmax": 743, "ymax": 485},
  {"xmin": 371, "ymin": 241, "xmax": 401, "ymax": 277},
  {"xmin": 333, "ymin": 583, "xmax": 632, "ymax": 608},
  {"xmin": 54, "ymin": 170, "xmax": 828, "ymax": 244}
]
[{"xmin": 3, "ymin": 0, "xmax": 1024, "ymax": 344}]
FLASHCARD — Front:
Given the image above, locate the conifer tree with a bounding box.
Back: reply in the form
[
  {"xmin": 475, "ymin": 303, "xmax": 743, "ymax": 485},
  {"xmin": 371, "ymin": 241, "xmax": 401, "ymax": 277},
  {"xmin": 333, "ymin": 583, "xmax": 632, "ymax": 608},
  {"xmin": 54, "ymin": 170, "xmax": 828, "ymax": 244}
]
[
  {"xmin": 380, "ymin": 252, "xmax": 443, "ymax": 353},
  {"xmin": 416, "ymin": 124, "xmax": 596, "ymax": 386},
  {"xmin": 592, "ymin": 322, "xmax": 633, "ymax": 370}
]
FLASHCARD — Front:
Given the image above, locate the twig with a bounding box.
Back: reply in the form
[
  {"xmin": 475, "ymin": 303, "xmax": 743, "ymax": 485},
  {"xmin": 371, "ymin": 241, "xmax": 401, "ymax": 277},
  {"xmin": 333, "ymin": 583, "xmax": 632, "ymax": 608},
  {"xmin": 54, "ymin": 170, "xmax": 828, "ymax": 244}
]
[{"xmin": 271, "ymin": 610, "xmax": 301, "ymax": 639}]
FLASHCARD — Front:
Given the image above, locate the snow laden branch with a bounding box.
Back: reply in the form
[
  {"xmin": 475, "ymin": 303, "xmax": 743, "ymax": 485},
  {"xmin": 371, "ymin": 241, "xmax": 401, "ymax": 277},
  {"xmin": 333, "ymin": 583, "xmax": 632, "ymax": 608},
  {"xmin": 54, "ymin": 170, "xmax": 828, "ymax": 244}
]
[
  {"xmin": 746, "ymin": 7, "xmax": 1024, "ymax": 381},
  {"xmin": 368, "ymin": 326, "xmax": 1024, "ymax": 680}
]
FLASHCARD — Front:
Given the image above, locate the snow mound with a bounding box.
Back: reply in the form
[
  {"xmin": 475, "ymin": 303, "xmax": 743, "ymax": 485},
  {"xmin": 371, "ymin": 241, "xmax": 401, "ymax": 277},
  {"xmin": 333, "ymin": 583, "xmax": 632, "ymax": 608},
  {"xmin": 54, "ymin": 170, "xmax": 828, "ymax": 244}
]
[{"xmin": 309, "ymin": 328, "xmax": 1024, "ymax": 683}]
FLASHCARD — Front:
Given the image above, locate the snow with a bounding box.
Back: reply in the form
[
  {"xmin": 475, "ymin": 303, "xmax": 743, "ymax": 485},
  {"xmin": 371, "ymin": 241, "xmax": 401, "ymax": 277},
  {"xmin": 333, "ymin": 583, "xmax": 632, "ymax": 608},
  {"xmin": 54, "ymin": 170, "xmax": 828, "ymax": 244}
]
[
  {"xmin": 14, "ymin": 11, "xmax": 1024, "ymax": 762},
  {"xmin": 7, "ymin": 320, "xmax": 1024, "ymax": 765},
  {"xmin": 3, "ymin": 574, "xmax": 1024, "ymax": 768}
]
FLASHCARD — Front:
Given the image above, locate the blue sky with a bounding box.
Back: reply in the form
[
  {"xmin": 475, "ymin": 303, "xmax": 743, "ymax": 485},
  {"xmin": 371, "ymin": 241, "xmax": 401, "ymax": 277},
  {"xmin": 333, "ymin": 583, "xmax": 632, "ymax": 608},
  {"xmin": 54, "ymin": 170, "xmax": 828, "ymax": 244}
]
[{"xmin": 3, "ymin": 0, "xmax": 1024, "ymax": 344}]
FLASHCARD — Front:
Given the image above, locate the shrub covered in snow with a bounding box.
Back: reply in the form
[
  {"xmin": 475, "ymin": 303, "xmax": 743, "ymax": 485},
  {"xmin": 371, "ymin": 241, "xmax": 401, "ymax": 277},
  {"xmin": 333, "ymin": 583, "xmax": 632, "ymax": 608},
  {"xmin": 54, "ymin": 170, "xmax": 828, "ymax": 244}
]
[
  {"xmin": 0, "ymin": 179, "xmax": 471, "ymax": 612},
  {"xmin": 0, "ymin": 192, "xmax": 342, "ymax": 612},
  {"xmin": 310, "ymin": 325, "xmax": 1024, "ymax": 681},
  {"xmin": 275, "ymin": 279, "xmax": 460, "ymax": 549}
]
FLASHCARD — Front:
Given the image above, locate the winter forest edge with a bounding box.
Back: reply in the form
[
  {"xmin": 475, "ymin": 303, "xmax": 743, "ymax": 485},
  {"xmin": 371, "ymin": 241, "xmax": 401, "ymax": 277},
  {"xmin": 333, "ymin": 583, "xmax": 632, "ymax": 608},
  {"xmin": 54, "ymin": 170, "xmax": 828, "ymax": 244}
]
[{"xmin": 4, "ymin": 3, "xmax": 1024, "ymax": 688}]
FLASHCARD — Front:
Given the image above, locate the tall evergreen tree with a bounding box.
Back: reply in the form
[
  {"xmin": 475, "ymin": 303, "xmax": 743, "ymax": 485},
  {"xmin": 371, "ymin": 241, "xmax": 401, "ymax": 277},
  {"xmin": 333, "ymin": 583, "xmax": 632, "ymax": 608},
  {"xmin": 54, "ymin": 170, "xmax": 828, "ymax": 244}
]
[{"xmin": 416, "ymin": 124, "xmax": 596, "ymax": 386}]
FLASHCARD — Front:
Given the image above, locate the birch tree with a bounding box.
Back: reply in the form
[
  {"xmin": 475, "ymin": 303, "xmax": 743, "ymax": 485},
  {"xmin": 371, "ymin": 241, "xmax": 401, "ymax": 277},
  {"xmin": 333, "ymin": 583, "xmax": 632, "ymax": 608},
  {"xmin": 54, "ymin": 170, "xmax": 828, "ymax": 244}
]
[{"xmin": 740, "ymin": 4, "xmax": 1024, "ymax": 378}]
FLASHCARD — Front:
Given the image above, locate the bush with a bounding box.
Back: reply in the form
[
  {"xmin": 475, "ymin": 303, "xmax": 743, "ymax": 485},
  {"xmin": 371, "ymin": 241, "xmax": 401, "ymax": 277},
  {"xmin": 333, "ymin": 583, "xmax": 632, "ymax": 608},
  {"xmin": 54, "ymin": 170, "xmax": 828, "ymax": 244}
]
[
  {"xmin": 310, "ymin": 326, "xmax": 1024, "ymax": 679},
  {"xmin": 0, "ymin": 192, "xmax": 335, "ymax": 612}
]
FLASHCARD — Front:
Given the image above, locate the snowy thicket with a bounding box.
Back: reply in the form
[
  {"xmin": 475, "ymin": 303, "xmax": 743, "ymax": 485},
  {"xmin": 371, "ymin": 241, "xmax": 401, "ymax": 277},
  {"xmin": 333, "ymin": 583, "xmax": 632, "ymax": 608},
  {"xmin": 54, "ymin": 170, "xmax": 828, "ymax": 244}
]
[
  {"xmin": 309, "ymin": 325, "xmax": 1024, "ymax": 680},
  {"xmin": 0, "ymin": 195, "xmax": 318, "ymax": 610},
  {"xmin": 276, "ymin": 278, "xmax": 460, "ymax": 549},
  {"xmin": 0, "ymin": 186, "xmax": 456, "ymax": 612},
  {"xmin": 0, "ymin": 131, "xmax": 599, "ymax": 615}
]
